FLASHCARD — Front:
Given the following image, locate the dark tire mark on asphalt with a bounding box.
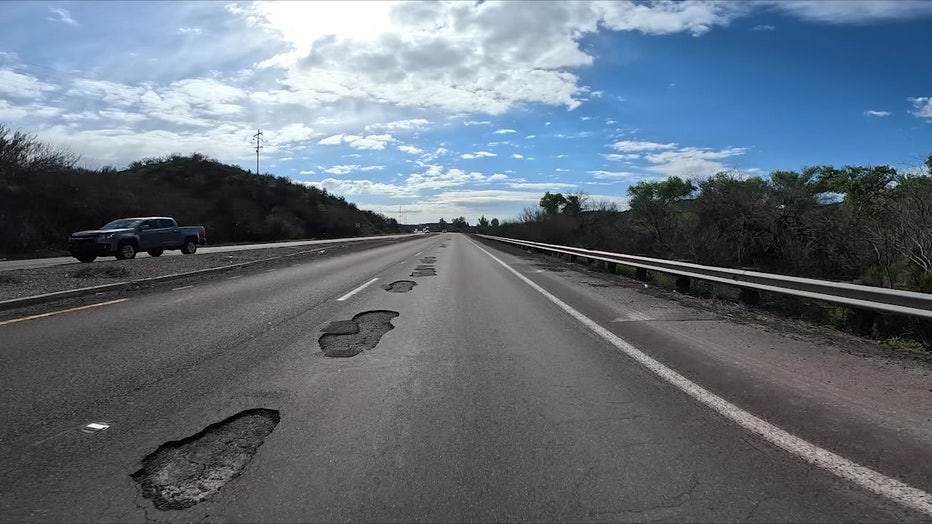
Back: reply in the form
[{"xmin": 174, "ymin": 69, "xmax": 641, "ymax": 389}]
[
  {"xmin": 318, "ymin": 310, "xmax": 399, "ymax": 357},
  {"xmin": 131, "ymin": 409, "xmax": 280, "ymax": 511},
  {"xmin": 383, "ymin": 280, "xmax": 417, "ymax": 293}
]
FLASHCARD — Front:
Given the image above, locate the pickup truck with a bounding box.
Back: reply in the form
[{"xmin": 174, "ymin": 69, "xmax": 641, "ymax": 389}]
[{"xmin": 68, "ymin": 217, "xmax": 207, "ymax": 263}]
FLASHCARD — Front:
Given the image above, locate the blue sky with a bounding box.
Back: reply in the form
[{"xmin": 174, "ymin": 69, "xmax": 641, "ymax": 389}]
[{"xmin": 1, "ymin": 1, "xmax": 931, "ymax": 223}]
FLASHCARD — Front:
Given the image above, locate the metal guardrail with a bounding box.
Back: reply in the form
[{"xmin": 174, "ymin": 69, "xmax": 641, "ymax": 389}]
[{"xmin": 476, "ymin": 234, "xmax": 932, "ymax": 320}]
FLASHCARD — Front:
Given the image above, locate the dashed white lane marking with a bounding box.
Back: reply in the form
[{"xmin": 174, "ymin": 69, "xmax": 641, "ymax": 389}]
[
  {"xmin": 227, "ymin": 275, "xmax": 242, "ymax": 280},
  {"xmin": 468, "ymin": 238, "xmax": 932, "ymax": 517},
  {"xmin": 265, "ymin": 268, "xmax": 277, "ymax": 272},
  {"xmin": 415, "ymin": 251, "xmax": 423, "ymax": 256},
  {"xmin": 172, "ymin": 285, "xmax": 194, "ymax": 291},
  {"xmin": 0, "ymin": 299, "xmax": 128, "ymax": 327},
  {"xmin": 336, "ymin": 277, "xmax": 379, "ymax": 302}
]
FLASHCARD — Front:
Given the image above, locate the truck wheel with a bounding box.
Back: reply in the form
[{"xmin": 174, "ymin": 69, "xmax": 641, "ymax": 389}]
[
  {"xmin": 181, "ymin": 238, "xmax": 197, "ymax": 255},
  {"xmin": 147, "ymin": 249, "xmax": 164, "ymax": 257},
  {"xmin": 115, "ymin": 241, "xmax": 137, "ymax": 260},
  {"xmin": 75, "ymin": 255, "xmax": 96, "ymax": 263}
]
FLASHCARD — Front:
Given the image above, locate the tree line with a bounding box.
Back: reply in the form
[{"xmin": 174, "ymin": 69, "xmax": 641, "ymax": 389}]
[
  {"xmin": 0, "ymin": 124, "xmax": 399, "ymax": 256},
  {"xmin": 490, "ymin": 159, "xmax": 932, "ymax": 346}
]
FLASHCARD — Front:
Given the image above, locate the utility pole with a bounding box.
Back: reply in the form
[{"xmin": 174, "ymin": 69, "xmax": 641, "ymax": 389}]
[{"xmin": 252, "ymin": 129, "xmax": 263, "ymax": 174}]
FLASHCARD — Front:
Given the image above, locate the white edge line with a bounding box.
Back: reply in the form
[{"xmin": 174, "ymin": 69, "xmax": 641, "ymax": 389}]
[
  {"xmin": 0, "ymin": 299, "xmax": 128, "ymax": 327},
  {"xmin": 336, "ymin": 277, "xmax": 379, "ymax": 302},
  {"xmin": 468, "ymin": 238, "xmax": 932, "ymax": 517}
]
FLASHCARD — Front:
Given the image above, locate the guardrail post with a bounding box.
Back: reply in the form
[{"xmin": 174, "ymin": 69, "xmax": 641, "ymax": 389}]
[
  {"xmin": 846, "ymin": 308, "xmax": 878, "ymax": 336},
  {"xmin": 675, "ymin": 276, "xmax": 690, "ymax": 292},
  {"xmin": 607, "ymin": 262, "xmax": 617, "ymax": 274},
  {"xmin": 635, "ymin": 267, "xmax": 648, "ymax": 281},
  {"xmin": 739, "ymin": 288, "xmax": 761, "ymax": 306}
]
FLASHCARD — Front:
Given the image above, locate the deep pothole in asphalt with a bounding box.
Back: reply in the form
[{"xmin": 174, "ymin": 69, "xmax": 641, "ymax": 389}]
[
  {"xmin": 131, "ymin": 408, "xmax": 280, "ymax": 511},
  {"xmin": 410, "ymin": 265, "xmax": 437, "ymax": 277},
  {"xmin": 319, "ymin": 310, "xmax": 399, "ymax": 357},
  {"xmin": 383, "ymin": 280, "xmax": 416, "ymax": 293}
]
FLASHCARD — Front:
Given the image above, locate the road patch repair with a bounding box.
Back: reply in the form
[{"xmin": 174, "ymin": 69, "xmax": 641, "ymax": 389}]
[
  {"xmin": 411, "ymin": 264, "xmax": 437, "ymax": 277},
  {"xmin": 318, "ymin": 310, "xmax": 399, "ymax": 357},
  {"xmin": 383, "ymin": 280, "xmax": 417, "ymax": 293},
  {"xmin": 131, "ymin": 409, "xmax": 280, "ymax": 510}
]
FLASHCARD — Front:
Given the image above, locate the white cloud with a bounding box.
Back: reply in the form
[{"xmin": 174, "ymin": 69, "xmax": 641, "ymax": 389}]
[
  {"xmin": 397, "ymin": 145, "xmax": 423, "ymax": 154},
  {"xmin": 460, "ymin": 151, "xmax": 496, "ymax": 159},
  {"xmin": 322, "ymin": 164, "xmax": 384, "ymax": 175},
  {"xmin": 493, "ymin": 129, "xmax": 517, "ymax": 134},
  {"xmin": 513, "ymin": 154, "xmax": 524, "ymax": 159},
  {"xmin": 767, "ymin": 1, "xmax": 932, "ymax": 23},
  {"xmin": 643, "ymin": 146, "xmax": 748, "ymax": 177},
  {"xmin": 863, "ymin": 110, "xmax": 892, "ymax": 117},
  {"xmin": 603, "ymin": 153, "xmax": 641, "ymax": 161},
  {"xmin": 612, "ymin": 140, "xmax": 678, "ymax": 152},
  {"xmin": 365, "ymin": 118, "xmax": 430, "ymax": 132},
  {"xmin": 526, "ymin": 134, "xmax": 536, "ymax": 139},
  {"xmin": 508, "ymin": 182, "xmax": 577, "ymax": 190},
  {"xmin": 0, "ymin": 68, "xmax": 57, "ymax": 99},
  {"xmin": 589, "ymin": 170, "xmax": 642, "ymax": 179},
  {"xmin": 463, "ymin": 120, "xmax": 491, "ymax": 126},
  {"xmin": 908, "ymin": 97, "xmax": 932, "ymax": 118},
  {"xmin": 317, "ymin": 133, "xmax": 396, "ymax": 149},
  {"xmin": 752, "ymin": 24, "xmax": 776, "ymax": 31},
  {"xmin": 299, "ymin": 169, "xmax": 316, "ymax": 175},
  {"xmin": 48, "ymin": 7, "xmax": 77, "ymax": 26},
  {"xmin": 178, "ymin": 27, "xmax": 203, "ymax": 34}
]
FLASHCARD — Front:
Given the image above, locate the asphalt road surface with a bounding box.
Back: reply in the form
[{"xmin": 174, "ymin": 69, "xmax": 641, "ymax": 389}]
[
  {"xmin": 1, "ymin": 233, "xmax": 930, "ymax": 522},
  {"xmin": 0, "ymin": 233, "xmax": 416, "ymax": 272}
]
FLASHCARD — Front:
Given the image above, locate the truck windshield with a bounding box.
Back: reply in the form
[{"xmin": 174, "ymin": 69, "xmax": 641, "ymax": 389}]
[{"xmin": 100, "ymin": 219, "xmax": 141, "ymax": 230}]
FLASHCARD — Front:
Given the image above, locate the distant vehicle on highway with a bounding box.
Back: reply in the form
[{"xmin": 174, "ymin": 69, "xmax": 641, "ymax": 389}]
[{"xmin": 68, "ymin": 217, "xmax": 207, "ymax": 263}]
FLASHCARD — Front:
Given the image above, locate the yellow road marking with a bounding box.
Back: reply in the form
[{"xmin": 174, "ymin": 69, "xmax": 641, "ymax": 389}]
[{"xmin": 0, "ymin": 299, "xmax": 128, "ymax": 327}]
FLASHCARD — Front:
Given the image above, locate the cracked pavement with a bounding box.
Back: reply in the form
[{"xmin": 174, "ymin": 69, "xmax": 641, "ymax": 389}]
[{"xmin": 0, "ymin": 234, "xmax": 929, "ymax": 521}]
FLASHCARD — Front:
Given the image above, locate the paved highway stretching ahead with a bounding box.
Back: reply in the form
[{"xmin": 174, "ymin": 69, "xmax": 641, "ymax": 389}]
[
  {"xmin": 1, "ymin": 234, "xmax": 930, "ymax": 522},
  {"xmin": 0, "ymin": 233, "xmax": 415, "ymax": 272}
]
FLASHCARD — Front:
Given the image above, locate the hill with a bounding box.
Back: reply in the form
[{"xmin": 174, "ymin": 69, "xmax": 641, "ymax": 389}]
[{"xmin": 0, "ymin": 126, "xmax": 399, "ymax": 256}]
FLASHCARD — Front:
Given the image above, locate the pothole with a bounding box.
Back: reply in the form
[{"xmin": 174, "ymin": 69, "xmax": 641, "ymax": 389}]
[
  {"xmin": 411, "ymin": 265, "xmax": 437, "ymax": 277},
  {"xmin": 383, "ymin": 280, "xmax": 416, "ymax": 293},
  {"xmin": 131, "ymin": 409, "xmax": 280, "ymax": 511},
  {"xmin": 319, "ymin": 310, "xmax": 399, "ymax": 357}
]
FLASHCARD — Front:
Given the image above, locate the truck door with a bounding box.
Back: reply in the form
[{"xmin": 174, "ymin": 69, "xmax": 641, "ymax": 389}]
[
  {"xmin": 137, "ymin": 219, "xmax": 161, "ymax": 249},
  {"xmin": 158, "ymin": 219, "xmax": 177, "ymax": 247}
]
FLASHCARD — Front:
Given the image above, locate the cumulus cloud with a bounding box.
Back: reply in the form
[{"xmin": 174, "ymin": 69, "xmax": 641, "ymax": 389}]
[
  {"xmin": 908, "ymin": 97, "xmax": 932, "ymax": 118},
  {"xmin": 317, "ymin": 133, "xmax": 397, "ymax": 149},
  {"xmin": 397, "ymin": 145, "xmax": 423, "ymax": 154},
  {"xmin": 460, "ymin": 151, "xmax": 497, "ymax": 159},
  {"xmin": 365, "ymin": 118, "xmax": 430, "ymax": 132}
]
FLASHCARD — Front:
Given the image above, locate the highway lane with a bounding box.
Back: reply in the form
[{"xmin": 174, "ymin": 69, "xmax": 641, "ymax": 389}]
[
  {"xmin": 0, "ymin": 233, "xmax": 417, "ymax": 272},
  {"xmin": 0, "ymin": 233, "xmax": 929, "ymax": 522}
]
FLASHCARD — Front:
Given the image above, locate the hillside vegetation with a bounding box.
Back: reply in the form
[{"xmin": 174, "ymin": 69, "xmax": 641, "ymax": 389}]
[
  {"xmin": 486, "ymin": 159, "xmax": 932, "ymax": 347},
  {"xmin": 0, "ymin": 125, "xmax": 398, "ymax": 256}
]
